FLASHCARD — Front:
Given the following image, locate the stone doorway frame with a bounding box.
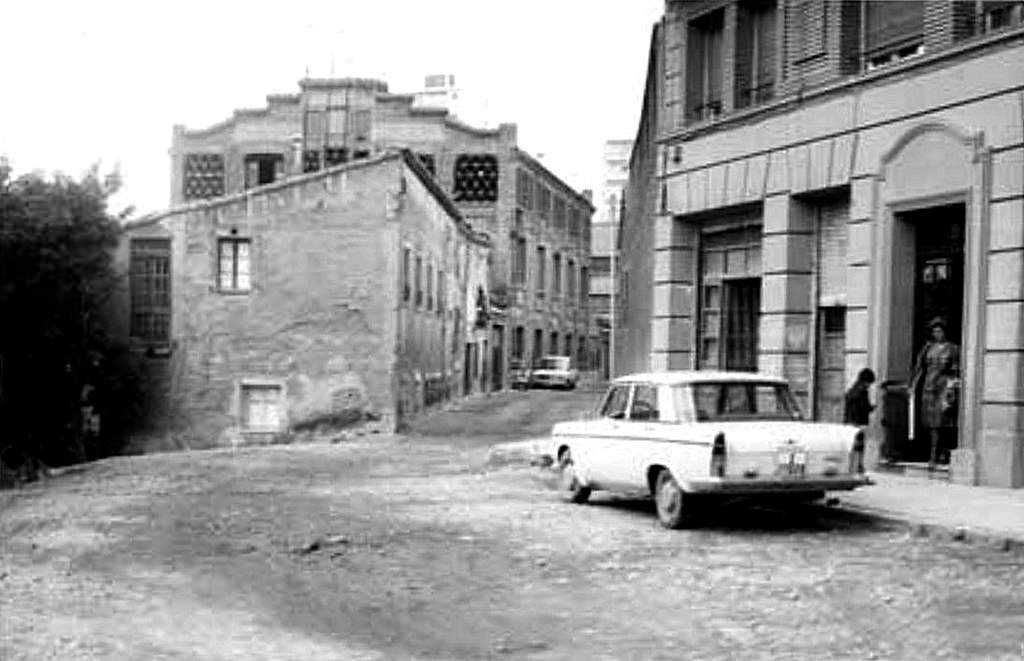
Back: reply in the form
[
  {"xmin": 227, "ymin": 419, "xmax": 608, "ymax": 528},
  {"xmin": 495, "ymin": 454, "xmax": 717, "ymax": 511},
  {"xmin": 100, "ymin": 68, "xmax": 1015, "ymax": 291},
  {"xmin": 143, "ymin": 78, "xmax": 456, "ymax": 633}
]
[{"xmin": 870, "ymin": 121, "xmax": 990, "ymax": 484}]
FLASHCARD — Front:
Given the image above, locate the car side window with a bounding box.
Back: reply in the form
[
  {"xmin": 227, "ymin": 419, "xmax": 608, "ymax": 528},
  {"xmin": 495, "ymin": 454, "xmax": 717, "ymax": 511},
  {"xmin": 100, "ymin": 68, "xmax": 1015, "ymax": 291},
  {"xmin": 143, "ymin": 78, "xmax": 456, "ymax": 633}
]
[
  {"xmin": 600, "ymin": 386, "xmax": 630, "ymax": 420},
  {"xmin": 693, "ymin": 384, "xmax": 719, "ymax": 421},
  {"xmin": 629, "ymin": 384, "xmax": 659, "ymax": 421}
]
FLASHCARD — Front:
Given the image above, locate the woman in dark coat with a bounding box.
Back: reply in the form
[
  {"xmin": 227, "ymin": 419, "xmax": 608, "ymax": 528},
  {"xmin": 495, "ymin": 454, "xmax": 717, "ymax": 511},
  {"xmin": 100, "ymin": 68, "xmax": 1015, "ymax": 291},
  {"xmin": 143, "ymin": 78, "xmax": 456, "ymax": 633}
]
[{"xmin": 911, "ymin": 317, "xmax": 960, "ymax": 469}]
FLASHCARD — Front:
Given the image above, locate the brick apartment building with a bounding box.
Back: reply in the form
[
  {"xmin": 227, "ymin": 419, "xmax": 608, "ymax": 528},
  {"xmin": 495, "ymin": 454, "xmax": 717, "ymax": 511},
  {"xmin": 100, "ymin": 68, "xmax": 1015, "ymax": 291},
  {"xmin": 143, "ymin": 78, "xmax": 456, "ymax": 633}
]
[
  {"xmin": 620, "ymin": 0, "xmax": 1024, "ymax": 487},
  {"xmin": 110, "ymin": 152, "xmax": 490, "ymax": 446},
  {"xmin": 170, "ymin": 77, "xmax": 594, "ymax": 389}
]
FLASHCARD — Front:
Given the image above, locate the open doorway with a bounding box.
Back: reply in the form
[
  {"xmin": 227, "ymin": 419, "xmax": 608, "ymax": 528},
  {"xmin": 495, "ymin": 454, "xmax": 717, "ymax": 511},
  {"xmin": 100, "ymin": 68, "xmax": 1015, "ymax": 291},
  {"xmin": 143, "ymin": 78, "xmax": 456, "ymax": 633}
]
[{"xmin": 894, "ymin": 203, "xmax": 966, "ymax": 464}]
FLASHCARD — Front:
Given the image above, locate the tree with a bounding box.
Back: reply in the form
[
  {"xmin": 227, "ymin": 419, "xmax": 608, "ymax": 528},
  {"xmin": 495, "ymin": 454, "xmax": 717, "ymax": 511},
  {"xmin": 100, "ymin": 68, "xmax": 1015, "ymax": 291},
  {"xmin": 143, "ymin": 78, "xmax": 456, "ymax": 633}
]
[{"xmin": 0, "ymin": 160, "xmax": 139, "ymax": 475}]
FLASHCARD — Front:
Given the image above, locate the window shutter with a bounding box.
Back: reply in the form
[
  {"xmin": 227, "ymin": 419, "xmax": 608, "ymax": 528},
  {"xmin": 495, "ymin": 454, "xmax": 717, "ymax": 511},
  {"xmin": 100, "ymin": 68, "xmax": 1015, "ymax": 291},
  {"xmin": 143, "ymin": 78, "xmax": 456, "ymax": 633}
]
[
  {"xmin": 865, "ymin": 1, "xmax": 923, "ymax": 53},
  {"xmin": 817, "ymin": 201, "xmax": 848, "ymax": 303}
]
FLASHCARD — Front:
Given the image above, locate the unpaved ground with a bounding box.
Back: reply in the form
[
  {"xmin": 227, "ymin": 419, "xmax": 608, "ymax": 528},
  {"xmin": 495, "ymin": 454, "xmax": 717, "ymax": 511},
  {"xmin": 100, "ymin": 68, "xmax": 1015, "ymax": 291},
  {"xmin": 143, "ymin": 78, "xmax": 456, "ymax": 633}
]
[{"xmin": 2, "ymin": 390, "xmax": 1024, "ymax": 660}]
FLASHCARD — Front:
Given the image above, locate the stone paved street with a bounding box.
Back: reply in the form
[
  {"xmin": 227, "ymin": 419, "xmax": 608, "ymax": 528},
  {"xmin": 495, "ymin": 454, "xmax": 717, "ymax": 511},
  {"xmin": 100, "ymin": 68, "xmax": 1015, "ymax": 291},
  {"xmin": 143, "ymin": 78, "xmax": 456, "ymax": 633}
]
[{"xmin": 2, "ymin": 390, "xmax": 1023, "ymax": 660}]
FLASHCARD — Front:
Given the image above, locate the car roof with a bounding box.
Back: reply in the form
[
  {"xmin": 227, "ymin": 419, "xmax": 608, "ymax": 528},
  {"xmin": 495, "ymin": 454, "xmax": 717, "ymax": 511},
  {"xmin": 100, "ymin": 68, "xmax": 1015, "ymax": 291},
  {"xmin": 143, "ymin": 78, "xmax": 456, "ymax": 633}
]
[{"xmin": 610, "ymin": 370, "xmax": 788, "ymax": 386}]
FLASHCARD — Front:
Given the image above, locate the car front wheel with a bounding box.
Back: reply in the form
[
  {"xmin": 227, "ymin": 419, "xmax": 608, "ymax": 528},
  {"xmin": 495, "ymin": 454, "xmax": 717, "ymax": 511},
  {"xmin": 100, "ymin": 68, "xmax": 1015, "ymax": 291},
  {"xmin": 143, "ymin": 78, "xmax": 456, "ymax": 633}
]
[
  {"xmin": 557, "ymin": 448, "xmax": 591, "ymax": 504},
  {"xmin": 655, "ymin": 469, "xmax": 694, "ymax": 529}
]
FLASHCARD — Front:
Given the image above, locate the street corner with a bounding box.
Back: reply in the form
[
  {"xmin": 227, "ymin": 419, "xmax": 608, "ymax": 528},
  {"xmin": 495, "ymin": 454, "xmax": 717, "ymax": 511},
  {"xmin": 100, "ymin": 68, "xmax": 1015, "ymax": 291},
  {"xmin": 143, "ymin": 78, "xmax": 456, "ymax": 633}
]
[{"xmin": 486, "ymin": 437, "xmax": 556, "ymax": 469}]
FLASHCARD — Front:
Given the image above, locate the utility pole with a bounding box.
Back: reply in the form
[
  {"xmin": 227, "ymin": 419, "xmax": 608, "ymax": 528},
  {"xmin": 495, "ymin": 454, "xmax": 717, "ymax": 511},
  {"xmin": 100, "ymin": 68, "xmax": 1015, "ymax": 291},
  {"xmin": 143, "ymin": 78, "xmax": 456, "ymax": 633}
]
[{"xmin": 609, "ymin": 216, "xmax": 616, "ymax": 381}]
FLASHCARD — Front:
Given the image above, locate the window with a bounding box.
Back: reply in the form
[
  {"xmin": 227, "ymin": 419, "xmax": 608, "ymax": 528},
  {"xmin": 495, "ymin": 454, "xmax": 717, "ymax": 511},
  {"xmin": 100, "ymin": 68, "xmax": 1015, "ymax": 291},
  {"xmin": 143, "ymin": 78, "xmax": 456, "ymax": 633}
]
[
  {"xmin": 130, "ymin": 238, "xmax": 171, "ymax": 343},
  {"xmin": 533, "ymin": 328, "xmax": 544, "ymax": 362},
  {"xmin": 699, "ymin": 225, "xmax": 762, "ymax": 369},
  {"xmin": 415, "ymin": 255, "xmax": 423, "ymax": 307},
  {"xmin": 686, "ymin": 9, "xmax": 725, "ymax": 122},
  {"xmin": 569, "ymin": 207, "xmax": 581, "ymax": 237},
  {"xmin": 567, "ymin": 259, "xmax": 576, "ymax": 300},
  {"xmin": 515, "ymin": 169, "xmax": 534, "ymax": 210},
  {"xmin": 550, "ymin": 331, "xmax": 559, "ymax": 355},
  {"xmin": 687, "ymin": 382, "xmax": 801, "ymax": 422},
  {"xmin": 183, "ymin": 153, "xmax": 225, "ymax": 200},
  {"xmin": 791, "ymin": 0, "xmax": 826, "ymax": 61},
  {"xmin": 630, "ymin": 384, "xmax": 660, "ymax": 421},
  {"xmin": 241, "ymin": 384, "xmax": 284, "ymax": 432},
  {"xmin": 984, "ymin": 1, "xmax": 1024, "ymax": 31},
  {"xmin": 351, "ymin": 109, "xmax": 372, "ymax": 143},
  {"xmin": 324, "ymin": 147, "xmax": 348, "ymax": 168},
  {"xmin": 579, "ymin": 266, "xmax": 589, "ymax": 307},
  {"xmin": 537, "ymin": 185, "xmax": 551, "ymax": 221},
  {"xmin": 513, "ymin": 326, "xmax": 525, "ymax": 359},
  {"xmin": 600, "ymin": 385, "xmax": 630, "ymax": 420},
  {"xmin": 218, "ymin": 238, "xmax": 251, "ymax": 292},
  {"xmin": 244, "ymin": 153, "xmax": 284, "ymax": 189},
  {"xmin": 552, "ymin": 253, "xmax": 562, "ymax": 296},
  {"xmin": 553, "ymin": 197, "xmax": 567, "ymax": 229},
  {"xmin": 303, "ymin": 150, "xmax": 321, "ymax": 173},
  {"xmin": 438, "ymin": 270, "xmax": 446, "ymax": 314},
  {"xmin": 735, "ymin": 0, "xmax": 777, "ymax": 109},
  {"xmin": 511, "ymin": 235, "xmax": 527, "ymax": 286},
  {"xmin": 403, "ymin": 248, "xmax": 411, "ymax": 302},
  {"xmin": 864, "ymin": 1, "xmax": 924, "ymax": 69},
  {"xmin": 536, "ymin": 246, "xmax": 547, "ymax": 297},
  {"xmin": 453, "ymin": 154, "xmax": 498, "ymax": 202},
  {"xmin": 426, "ymin": 263, "xmax": 434, "ymax": 310}
]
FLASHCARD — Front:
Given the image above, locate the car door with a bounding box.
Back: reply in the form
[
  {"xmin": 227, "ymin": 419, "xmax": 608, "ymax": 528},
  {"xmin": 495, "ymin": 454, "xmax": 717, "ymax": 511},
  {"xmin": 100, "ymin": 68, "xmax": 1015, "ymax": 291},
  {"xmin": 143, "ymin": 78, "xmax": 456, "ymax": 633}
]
[
  {"xmin": 581, "ymin": 383, "xmax": 632, "ymax": 489},
  {"xmin": 609, "ymin": 382, "xmax": 664, "ymax": 491}
]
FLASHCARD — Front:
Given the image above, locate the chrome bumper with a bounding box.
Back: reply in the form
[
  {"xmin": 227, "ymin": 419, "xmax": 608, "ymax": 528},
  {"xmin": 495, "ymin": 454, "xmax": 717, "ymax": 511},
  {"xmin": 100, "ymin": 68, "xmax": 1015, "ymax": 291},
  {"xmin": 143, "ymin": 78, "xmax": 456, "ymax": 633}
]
[{"xmin": 683, "ymin": 474, "xmax": 873, "ymax": 494}]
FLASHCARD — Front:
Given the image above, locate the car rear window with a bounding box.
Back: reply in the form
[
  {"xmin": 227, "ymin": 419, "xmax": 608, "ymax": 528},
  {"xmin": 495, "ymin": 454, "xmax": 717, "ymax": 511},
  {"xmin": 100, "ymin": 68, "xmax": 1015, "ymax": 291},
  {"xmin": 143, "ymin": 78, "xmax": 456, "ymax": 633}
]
[
  {"xmin": 684, "ymin": 382, "xmax": 803, "ymax": 421},
  {"xmin": 540, "ymin": 357, "xmax": 569, "ymax": 370}
]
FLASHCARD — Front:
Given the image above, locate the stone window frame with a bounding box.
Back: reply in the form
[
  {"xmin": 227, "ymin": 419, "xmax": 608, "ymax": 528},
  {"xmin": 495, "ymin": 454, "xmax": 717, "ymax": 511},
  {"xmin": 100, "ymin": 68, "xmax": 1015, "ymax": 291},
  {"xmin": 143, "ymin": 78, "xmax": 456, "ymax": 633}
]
[
  {"xmin": 216, "ymin": 235, "xmax": 252, "ymax": 294},
  {"xmin": 236, "ymin": 378, "xmax": 287, "ymax": 434}
]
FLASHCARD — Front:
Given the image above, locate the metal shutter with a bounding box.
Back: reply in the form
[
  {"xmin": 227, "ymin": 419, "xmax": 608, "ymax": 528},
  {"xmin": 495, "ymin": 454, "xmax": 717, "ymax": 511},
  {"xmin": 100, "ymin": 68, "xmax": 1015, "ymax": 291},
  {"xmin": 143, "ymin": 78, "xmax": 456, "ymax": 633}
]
[{"xmin": 817, "ymin": 200, "xmax": 848, "ymax": 304}]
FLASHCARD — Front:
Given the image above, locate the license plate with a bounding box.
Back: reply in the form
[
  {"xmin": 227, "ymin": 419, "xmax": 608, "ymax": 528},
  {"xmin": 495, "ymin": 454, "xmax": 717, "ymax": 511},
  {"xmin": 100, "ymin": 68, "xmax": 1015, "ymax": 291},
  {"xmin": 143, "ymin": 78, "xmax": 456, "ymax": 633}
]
[{"xmin": 776, "ymin": 446, "xmax": 807, "ymax": 477}]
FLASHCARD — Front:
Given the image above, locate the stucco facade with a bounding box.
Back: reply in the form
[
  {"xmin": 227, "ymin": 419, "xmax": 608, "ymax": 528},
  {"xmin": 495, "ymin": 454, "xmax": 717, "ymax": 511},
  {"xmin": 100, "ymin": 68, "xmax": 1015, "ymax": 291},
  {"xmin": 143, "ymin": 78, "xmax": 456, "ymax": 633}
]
[
  {"xmin": 169, "ymin": 78, "xmax": 593, "ymax": 390},
  {"xmin": 621, "ymin": 1, "xmax": 1024, "ymax": 487},
  {"xmin": 112, "ymin": 152, "xmax": 488, "ymax": 448}
]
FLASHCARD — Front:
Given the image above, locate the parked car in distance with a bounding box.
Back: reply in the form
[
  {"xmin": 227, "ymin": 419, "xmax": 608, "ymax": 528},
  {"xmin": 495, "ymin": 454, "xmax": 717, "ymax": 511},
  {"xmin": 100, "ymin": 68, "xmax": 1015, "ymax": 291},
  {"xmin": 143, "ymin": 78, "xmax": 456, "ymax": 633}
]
[
  {"xmin": 509, "ymin": 358, "xmax": 531, "ymax": 390},
  {"xmin": 529, "ymin": 355, "xmax": 578, "ymax": 390},
  {"xmin": 550, "ymin": 371, "xmax": 871, "ymax": 528}
]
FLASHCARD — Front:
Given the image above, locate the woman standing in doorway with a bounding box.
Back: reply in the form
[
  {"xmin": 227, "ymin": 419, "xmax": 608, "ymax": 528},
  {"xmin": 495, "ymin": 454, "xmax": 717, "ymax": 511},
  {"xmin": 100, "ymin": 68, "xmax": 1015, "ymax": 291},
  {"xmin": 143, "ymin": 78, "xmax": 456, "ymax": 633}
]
[{"xmin": 911, "ymin": 317, "xmax": 960, "ymax": 470}]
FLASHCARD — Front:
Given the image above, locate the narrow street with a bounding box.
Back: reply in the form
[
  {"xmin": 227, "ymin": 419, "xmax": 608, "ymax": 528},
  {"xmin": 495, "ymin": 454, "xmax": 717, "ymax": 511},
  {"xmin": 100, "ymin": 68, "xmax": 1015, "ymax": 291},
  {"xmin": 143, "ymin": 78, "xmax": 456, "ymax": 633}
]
[{"xmin": 2, "ymin": 390, "xmax": 1023, "ymax": 660}]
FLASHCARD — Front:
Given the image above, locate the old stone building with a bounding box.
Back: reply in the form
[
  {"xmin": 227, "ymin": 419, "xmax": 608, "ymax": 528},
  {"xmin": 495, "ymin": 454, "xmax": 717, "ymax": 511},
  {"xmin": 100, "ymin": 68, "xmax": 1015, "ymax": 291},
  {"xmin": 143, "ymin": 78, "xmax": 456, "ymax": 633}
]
[
  {"xmin": 170, "ymin": 77, "xmax": 594, "ymax": 388},
  {"xmin": 111, "ymin": 151, "xmax": 489, "ymax": 446},
  {"xmin": 620, "ymin": 0, "xmax": 1024, "ymax": 487}
]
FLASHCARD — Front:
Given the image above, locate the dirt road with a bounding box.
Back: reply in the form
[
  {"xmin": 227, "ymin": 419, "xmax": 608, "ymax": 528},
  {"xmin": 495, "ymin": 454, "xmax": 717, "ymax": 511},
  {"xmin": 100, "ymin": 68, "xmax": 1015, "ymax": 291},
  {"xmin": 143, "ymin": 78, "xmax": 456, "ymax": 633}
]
[{"xmin": 2, "ymin": 390, "xmax": 1023, "ymax": 660}]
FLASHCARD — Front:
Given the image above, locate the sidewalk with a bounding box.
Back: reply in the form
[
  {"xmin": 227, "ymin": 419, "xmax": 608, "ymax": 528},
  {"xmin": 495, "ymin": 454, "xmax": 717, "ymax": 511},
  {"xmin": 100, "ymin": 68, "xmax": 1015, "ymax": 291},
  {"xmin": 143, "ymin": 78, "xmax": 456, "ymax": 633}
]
[
  {"xmin": 837, "ymin": 471, "xmax": 1024, "ymax": 548},
  {"xmin": 488, "ymin": 439, "xmax": 1024, "ymax": 549}
]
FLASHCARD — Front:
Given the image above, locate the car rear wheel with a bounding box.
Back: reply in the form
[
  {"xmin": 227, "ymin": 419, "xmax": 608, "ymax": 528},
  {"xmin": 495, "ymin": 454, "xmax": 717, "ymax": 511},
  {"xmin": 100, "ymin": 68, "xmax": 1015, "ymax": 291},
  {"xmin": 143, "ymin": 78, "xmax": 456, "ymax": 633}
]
[
  {"xmin": 654, "ymin": 469, "xmax": 694, "ymax": 529},
  {"xmin": 557, "ymin": 448, "xmax": 590, "ymax": 504}
]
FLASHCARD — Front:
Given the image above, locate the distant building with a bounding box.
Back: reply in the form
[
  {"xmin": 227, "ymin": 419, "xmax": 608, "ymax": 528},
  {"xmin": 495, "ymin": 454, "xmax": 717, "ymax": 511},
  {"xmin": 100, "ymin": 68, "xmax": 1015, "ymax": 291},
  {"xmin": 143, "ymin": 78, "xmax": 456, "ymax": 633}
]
[
  {"xmin": 589, "ymin": 139, "xmax": 632, "ymax": 379},
  {"xmin": 111, "ymin": 152, "xmax": 490, "ymax": 447},
  {"xmin": 621, "ymin": 1, "xmax": 1024, "ymax": 488},
  {"xmin": 413, "ymin": 74, "xmax": 461, "ymax": 113}
]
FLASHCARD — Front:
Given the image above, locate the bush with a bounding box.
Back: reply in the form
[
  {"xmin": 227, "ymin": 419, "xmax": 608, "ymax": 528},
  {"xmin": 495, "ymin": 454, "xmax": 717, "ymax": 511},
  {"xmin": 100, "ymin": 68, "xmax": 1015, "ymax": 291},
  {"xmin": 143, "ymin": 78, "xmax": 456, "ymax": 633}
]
[{"xmin": 0, "ymin": 160, "xmax": 142, "ymax": 473}]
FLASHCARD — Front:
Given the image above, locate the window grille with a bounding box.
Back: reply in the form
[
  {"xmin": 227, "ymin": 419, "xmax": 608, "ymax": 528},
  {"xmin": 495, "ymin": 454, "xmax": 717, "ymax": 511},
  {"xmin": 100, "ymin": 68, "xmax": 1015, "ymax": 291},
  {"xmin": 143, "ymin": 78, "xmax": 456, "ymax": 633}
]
[
  {"xmin": 129, "ymin": 238, "xmax": 171, "ymax": 342},
  {"xmin": 453, "ymin": 154, "xmax": 498, "ymax": 202},
  {"xmin": 183, "ymin": 153, "xmax": 225, "ymax": 200}
]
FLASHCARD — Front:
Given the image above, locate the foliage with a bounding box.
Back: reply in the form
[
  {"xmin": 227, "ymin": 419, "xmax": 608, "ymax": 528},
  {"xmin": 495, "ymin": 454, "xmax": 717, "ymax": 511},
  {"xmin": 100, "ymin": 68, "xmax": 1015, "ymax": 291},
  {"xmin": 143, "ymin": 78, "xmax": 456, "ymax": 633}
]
[{"xmin": 0, "ymin": 160, "xmax": 141, "ymax": 473}]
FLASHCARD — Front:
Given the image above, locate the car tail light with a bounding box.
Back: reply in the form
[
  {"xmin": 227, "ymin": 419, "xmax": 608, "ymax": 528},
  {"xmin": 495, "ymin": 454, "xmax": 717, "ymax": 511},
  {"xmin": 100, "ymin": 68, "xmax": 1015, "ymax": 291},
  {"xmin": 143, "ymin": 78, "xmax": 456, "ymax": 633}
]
[
  {"xmin": 849, "ymin": 431, "xmax": 866, "ymax": 474},
  {"xmin": 710, "ymin": 432, "xmax": 727, "ymax": 478}
]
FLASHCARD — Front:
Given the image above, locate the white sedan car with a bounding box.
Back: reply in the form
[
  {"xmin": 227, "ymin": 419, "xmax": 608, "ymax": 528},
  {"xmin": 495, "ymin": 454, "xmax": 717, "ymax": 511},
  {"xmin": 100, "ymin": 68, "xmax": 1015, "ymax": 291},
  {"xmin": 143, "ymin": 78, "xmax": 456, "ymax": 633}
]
[{"xmin": 551, "ymin": 371, "xmax": 871, "ymax": 528}]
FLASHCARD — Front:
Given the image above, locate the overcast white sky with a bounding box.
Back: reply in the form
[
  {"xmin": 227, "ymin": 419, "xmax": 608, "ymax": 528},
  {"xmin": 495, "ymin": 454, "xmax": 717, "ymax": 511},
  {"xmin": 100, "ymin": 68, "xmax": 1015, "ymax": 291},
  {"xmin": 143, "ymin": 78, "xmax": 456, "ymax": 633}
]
[{"xmin": 0, "ymin": 1, "xmax": 663, "ymax": 217}]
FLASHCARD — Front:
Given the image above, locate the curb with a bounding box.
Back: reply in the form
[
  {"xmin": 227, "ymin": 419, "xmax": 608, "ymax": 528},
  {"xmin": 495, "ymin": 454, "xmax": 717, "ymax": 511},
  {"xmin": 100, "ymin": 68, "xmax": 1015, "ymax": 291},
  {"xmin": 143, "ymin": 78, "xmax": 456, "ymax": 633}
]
[
  {"xmin": 832, "ymin": 500, "xmax": 1024, "ymax": 553},
  {"xmin": 487, "ymin": 441, "xmax": 1024, "ymax": 554}
]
